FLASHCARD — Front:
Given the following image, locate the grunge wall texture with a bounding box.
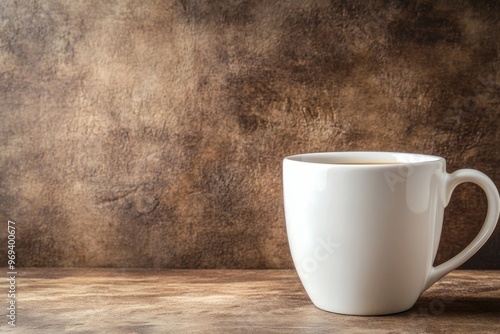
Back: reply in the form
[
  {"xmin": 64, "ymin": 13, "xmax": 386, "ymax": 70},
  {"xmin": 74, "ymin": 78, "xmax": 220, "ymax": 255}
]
[{"xmin": 0, "ymin": 0, "xmax": 499, "ymax": 268}]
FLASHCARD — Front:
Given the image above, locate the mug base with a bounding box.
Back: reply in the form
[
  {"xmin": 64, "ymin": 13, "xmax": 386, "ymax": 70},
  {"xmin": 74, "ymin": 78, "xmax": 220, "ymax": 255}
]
[{"xmin": 312, "ymin": 301, "xmax": 415, "ymax": 316}]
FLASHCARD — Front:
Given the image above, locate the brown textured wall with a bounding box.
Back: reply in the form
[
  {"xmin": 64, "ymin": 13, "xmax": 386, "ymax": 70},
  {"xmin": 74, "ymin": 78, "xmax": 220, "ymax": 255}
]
[{"xmin": 0, "ymin": 0, "xmax": 499, "ymax": 269}]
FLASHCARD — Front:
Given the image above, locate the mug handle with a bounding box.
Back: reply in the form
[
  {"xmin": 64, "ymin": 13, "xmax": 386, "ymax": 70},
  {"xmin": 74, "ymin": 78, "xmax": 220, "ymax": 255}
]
[{"xmin": 423, "ymin": 169, "xmax": 500, "ymax": 291}]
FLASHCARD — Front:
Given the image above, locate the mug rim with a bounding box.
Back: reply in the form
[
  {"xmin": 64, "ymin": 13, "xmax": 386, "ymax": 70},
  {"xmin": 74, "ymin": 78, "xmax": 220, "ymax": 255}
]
[{"xmin": 283, "ymin": 151, "xmax": 445, "ymax": 166}]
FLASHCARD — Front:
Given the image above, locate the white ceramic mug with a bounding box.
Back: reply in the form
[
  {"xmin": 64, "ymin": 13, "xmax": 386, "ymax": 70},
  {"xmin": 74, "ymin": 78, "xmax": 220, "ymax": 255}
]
[{"xmin": 283, "ymin": 152, "xmax": 500, "ymax": 315}]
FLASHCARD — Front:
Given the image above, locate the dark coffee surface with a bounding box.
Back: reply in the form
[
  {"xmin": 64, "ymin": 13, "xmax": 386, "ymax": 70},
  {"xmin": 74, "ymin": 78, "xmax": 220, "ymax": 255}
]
[{"xmin": 329, "ymin": 162, "xmax": 404, "ymax": 165}]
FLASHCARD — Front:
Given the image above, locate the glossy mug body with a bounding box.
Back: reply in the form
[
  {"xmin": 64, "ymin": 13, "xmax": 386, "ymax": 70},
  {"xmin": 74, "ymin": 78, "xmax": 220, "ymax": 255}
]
[{"xmin": 283, "ymin": 152, "xmax": 499, "ymax": 315}]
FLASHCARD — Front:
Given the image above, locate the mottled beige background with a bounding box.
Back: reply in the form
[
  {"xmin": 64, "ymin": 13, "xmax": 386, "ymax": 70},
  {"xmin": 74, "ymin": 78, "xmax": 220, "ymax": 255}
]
[{"xmin": 0, "ymin": 0, "xmax": 499, "ymax": 268}]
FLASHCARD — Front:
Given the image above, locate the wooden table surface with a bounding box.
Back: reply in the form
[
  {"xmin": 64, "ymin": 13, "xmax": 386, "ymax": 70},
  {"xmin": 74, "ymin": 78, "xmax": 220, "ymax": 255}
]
[{"xmin": 2, "ymin": 269, "xmax": 499, "ymax": 333}]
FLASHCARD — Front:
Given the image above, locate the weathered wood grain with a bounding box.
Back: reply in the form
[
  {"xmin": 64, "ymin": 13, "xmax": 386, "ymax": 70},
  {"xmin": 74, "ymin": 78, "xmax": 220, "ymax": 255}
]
[{"xmin": 1, "ymin": 269, "xmax": 499, "ymax": 333}]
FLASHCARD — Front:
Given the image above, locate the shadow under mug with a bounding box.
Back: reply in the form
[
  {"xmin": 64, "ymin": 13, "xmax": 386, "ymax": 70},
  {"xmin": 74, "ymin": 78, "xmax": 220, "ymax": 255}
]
[{"xmin": 283, "ymin": 152, "xmax": 500, "ymax": 315}]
